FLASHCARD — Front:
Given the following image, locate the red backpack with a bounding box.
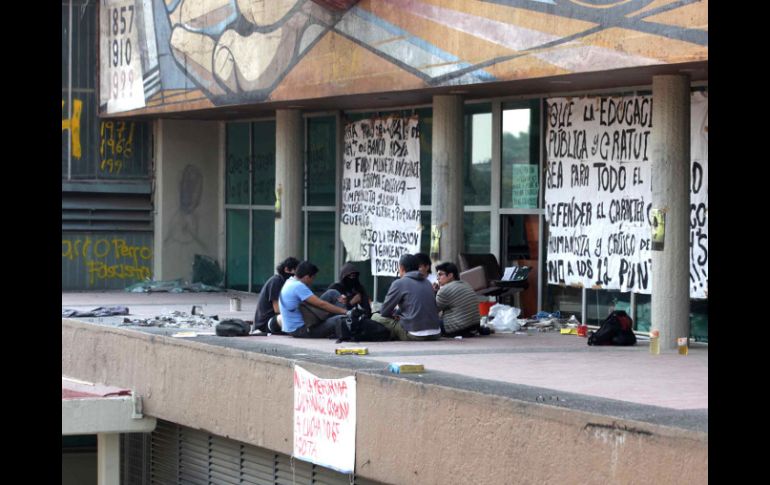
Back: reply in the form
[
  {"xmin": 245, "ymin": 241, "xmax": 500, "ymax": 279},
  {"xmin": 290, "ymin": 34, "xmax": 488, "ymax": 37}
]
[{"xmin": 587, "ymin": 310, "xmax": 636, "ymax": 346}]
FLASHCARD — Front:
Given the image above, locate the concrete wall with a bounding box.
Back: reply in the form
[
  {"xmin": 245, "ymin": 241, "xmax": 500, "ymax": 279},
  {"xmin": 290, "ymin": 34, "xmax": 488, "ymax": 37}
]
[
  {"xmin": 154, "ymin": 120, "xmax": 222, "ymax": 282},
  {"xmin": 62, "ymin": 320, "xmax": 707, "ymax": 484}
]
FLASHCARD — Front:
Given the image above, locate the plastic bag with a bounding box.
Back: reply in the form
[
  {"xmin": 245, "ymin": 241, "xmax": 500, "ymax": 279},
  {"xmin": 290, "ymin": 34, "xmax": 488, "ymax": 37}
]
[{"xmin": 488, "ymin": 304, "xmax": 522, "ymax": 333}]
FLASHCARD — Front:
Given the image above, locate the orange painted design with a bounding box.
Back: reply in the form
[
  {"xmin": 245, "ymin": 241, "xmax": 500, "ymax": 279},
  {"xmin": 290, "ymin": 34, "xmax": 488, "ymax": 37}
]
[{"xmin": 269, "ymin": 32, "xmax": 426, "ymax": 101}]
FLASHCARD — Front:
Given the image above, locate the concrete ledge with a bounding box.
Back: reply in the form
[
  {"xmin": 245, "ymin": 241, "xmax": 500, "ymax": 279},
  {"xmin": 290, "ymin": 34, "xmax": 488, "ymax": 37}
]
[
  {"xmin": 62, "ymin": 319, "xmax": 707, "ymax": 484},
  {"xmin": 62, "ymin": 396, "xmax": 157, "ymax": 435}
]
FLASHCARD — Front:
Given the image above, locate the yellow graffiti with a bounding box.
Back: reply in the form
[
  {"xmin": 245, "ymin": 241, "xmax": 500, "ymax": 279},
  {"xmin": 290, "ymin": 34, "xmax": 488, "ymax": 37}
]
[
  {"xmin": 100, "ymin": 120, "xmax": 136, "ymax": 174},
  {"xmin": 85, "ymin": 261, "xmax": 152, "ymax": 286},
  {"xmin": 62, "ymin": 237, "xmax": 152, "ymax": 286},
  {"xmin": 62, "ymin": 99, "xmax": 83, "ymax": 159}
]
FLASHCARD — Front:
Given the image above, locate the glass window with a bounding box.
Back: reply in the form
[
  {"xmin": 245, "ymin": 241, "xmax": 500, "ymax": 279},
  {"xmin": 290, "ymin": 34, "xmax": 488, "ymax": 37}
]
[
  {"xmin": 251, "ymin": 121, "xmax": 276, "ymax": 205},
  {"xmin": 417, "ymin": 108, "xmax": 433, "ymax": 206},
  {"xmin": 307, "ymin": 211, "xmax": 336, "ymax": 292},
  {"xmin": 463, "ymin": 104, "xmax": 492, "ymax": 206},
  {"xmin": 464, "ymin": 212, "xmax": 490, "ymax": 254},
  {"xmin": 226, "ymin": 123, "xmax": 250, "ymax": 204},
  {"xmin": 544, "ymin": 285, "xmax": 583, "ymax": 321},
  {"xmin": 307, "ymin": 116, "xmax": 336, "ymax": 206},
  {"xmin": 585, "ymin": 289, "xmax": 631, "ymax": 326},
  {"xmin": 502, "ymin": 101, "xmax": 540, "ymax": 208},
  {"xmin": 226, "ymin": 210, "xmax": 249, "ymax": 291},
  {"xmin": 251, "ymin": 210, "xmax": 275, "ymax": 292}
]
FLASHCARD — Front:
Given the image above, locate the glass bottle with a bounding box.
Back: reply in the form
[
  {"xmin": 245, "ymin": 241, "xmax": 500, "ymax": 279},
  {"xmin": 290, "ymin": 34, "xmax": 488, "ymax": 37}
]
[{"xmin": 649, "ymin": 330, "xmax": 660, "ymax": 355}]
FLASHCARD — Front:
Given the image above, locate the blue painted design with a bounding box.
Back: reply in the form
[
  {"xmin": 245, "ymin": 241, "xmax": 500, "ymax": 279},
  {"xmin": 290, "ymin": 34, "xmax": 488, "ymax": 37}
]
[{"xmin": 350, "ymin": 7, "xmax": 496, "ymax": 82}]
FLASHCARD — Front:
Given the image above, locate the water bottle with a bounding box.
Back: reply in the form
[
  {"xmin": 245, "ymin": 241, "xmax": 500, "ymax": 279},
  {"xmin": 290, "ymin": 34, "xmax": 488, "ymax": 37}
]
[{"xmin": 649, "ymin": 330, "xmax": 660, "ymax": 355}]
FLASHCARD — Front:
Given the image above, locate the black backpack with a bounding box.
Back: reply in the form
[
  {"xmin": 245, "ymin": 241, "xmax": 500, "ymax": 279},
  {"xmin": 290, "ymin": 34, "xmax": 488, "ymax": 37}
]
[
  {"xmin": 215, "ymin": 319, "xmax": 250, "ymax": 337},
  {"xmin": 335, "ymin": 309, "xmax": 392, "ymax": 343},
  {"xmin": 587, "ymin": 310, "xmax": 637, "ymax": 346}
]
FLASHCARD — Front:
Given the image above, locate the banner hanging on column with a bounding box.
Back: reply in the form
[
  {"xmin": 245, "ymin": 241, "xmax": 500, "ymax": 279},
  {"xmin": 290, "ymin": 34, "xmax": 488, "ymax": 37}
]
[
  {"xmin": 544, "ymin": 94, "xmax": 708, "ymax": 298},
  {"xmin": 341, "ymin": 116, "xmax": 421, "ymax": 276}
]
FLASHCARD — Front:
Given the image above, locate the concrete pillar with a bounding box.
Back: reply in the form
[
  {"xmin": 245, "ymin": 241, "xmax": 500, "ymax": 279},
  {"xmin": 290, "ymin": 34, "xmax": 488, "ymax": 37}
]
[
  {"xmin": 275, "ymin": 110, "xmax": 304, "ymax": 265},
  {"xmin": 651, "ymin": 75, "xmax": 690, "ymax": 350},
  {"xmin": 431, "ymin": 95, "xmax": 464, "ymax": 265},
  {"xmin": 154, "ymin": 119, "xmax": 221, "ymax": 281},
  {"xmin": 97, "ymin": 433, "xmax": 119, "ymax": 485}
]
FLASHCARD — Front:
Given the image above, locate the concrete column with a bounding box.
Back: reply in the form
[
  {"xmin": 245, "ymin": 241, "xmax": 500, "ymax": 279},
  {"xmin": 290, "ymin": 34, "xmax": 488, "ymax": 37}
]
[
  {"xmin": 154, "ymin": 119, "xmax": 221, "ymax": 281},
  {"xmin": 431, "ymin": 95, "xmax": 464, "ymax": 265},
  {"xmin": 651, "ymin": 75, "xmax": 691, "ymax": 350},
  {"xmin": 275, "ymin": 110, "xmax": 304, "ymax": 265},
  {"xmin": 97, "ymin": 433, "xmax": 119, "ymax": 485}
]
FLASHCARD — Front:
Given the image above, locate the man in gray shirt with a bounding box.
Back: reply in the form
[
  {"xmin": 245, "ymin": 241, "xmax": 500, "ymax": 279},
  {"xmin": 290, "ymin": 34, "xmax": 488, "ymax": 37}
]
[{"xmin": 371, "ymin": 254, "xmax": 441, "ymax": 341}]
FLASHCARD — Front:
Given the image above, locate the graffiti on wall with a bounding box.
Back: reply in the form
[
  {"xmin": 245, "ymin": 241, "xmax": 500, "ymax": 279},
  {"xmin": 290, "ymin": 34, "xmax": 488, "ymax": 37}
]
[
  {"xmin": 62, "ymin": 236, "xmax": 153, "ymax": 286},
  {"xmin": 100, "ymin": 0, "xmax": 708, "ymax": 115},
  {"xmin": 99, "ymin": 120, "xmax": 136, "ymax": 174}
]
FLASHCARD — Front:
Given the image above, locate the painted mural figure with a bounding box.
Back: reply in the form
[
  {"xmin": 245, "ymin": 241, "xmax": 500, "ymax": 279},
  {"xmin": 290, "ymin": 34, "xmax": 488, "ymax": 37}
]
[{"xmin": 166, "ymin": 0, "xmax": 358, "ymax": 102}]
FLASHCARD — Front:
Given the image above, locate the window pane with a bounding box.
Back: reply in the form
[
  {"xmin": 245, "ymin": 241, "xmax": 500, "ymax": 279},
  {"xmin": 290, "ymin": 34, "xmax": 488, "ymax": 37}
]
[
  {"xmin": 585, "ymin": 289, "xmax": 631, "ymax": 326},
  {"xmin": 543, "ymin": 286, "xmax": 583, "ymax": 321},
  {"xmin": 252, "ymin": 121, "xmax": 276, "ymax": 205},
  {"xmin": 251, "ymin": 210, "xmax": 275, "ymax": 292},
  {"xmin": 226, "ymin": 210, "xmax": 249, "ymax": 290},
  {"xmin": 464, "ymin": 212, "xmax": 490, "ymax": 254},
  {"xmin": 417, "ymin": 108, "xmax": 433, "ymax": 206},
  {"xmin": 307, "ymin": 116, "xmax": 336, "ymax": 206},
  {"xmin": 421, "ymin": 210, "xmax": 431, "ymax": 254},
  {"xmin": 226, "ymin": 123, "xmax": 250, "ymax": 204},
  {"xmin": 307, "ymin": 211, "xmax": 336, "ymax": 292},
  {"xmin": 464, "ymin": 104, "xmax": 492, "ymax": 205},
  {"xmin": 502, "ymin": 101, "xmax": 540, "ymax": 208}
]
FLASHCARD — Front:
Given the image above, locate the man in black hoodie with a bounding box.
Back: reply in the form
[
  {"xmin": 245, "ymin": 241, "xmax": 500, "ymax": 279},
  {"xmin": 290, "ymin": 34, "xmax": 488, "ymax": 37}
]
[
  {"xmin": 253, "ymin": 257, "xmax": 299, "ymax": 333},
  {"xmin": 371, "ymin": 254, "xmax": 441, "ymax": 341},
  {"xmin": 327, "ymin": 263, "xmax": 372, "ymax": 317}
]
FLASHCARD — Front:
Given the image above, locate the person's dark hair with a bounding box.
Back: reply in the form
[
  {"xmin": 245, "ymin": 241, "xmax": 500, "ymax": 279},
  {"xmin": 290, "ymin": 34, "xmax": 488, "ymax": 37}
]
[
  {"xmin": 414, "ymin": 252, "xmax": 432, "ymax": 272},
  {"xmin": 435, "ymin": 262, "xmax": 459, "ymax": 280},
  {"xmin": 399, "ymin": 254, "xmax": 420, "ymax": 272},
  {"xmin": 295, "ymin": 261, "xmax": 319, "ymax": 279},
  {"xmin": 276, "ymin": 257, "xmax": 300, "ymax": 275}
]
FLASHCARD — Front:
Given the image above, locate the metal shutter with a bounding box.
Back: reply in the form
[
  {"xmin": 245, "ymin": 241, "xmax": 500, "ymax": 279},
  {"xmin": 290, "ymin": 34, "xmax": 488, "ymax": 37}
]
[{"xmin": 135, "ymin": 419, "xmax": 381, "ymax": 485}]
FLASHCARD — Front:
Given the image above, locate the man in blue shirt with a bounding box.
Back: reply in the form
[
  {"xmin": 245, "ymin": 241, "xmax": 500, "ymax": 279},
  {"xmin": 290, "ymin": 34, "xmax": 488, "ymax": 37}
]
[{"xmin": 278, "ymin": 261, "xmax": 348, "ymax": 338}]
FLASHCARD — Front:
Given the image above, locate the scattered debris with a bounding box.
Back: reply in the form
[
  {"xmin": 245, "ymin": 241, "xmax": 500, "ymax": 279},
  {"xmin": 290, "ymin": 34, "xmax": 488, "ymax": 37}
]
[
  {"xmin": 62, "ymin": 306, "xmax": 130, "ymax": 318},
  {"xmin": 120, "ymin": 310, "xmax": 219, "ymax": 328},
  {"xmin": 124, "ymin": 279, "xmax": 224, "ymax": 293}
]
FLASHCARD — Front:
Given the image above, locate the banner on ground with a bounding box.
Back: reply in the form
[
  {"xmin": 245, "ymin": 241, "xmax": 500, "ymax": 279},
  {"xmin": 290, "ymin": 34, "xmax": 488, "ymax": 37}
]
[
  {"xmin": 293, "ymin": 365, "xmax": 356, "ymax": 474},
  {"xmin": 544, "ymin": 94, "xmax": 708, "ymax": 298},
  {"xmin": 341, "ymin": 116, "xmax": 421, "ymax": 276}
]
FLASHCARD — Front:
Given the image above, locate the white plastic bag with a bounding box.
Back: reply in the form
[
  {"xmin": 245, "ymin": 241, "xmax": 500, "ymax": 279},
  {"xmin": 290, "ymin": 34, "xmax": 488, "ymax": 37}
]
[{"xmin": 488, "ymin": 304, "xmax": 521, "ymax": 333}]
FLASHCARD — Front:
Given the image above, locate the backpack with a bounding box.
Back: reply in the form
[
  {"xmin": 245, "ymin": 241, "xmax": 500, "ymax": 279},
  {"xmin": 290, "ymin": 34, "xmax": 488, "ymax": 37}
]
[
  {"xmin": 335, "ymin": 309, "xmax": 392, "ymax": 342},
  {"xmin": 587, "ymin": 310, "xmax": 636, "ymax": 346},
  {"xmin": 215, "ymin": 319, "xmax": 250, "ymax": 337}
]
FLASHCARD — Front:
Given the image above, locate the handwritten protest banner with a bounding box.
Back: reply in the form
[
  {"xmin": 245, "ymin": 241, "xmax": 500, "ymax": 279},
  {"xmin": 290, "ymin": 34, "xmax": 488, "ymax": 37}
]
[
  {"xmin": 544, "ymin": 94, "xmax": 708, "ymax": 298},
  {"xmin": 293, "ymin": 366, "xmax": 356, "ymax": 474},
  {"xmin": 341, "ymin": 116, "xmax": 421, "ymax": 276}
]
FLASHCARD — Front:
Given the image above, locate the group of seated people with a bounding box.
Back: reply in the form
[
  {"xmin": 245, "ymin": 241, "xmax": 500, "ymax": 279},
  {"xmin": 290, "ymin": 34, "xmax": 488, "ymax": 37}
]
[{"xmin": 253, "ymin": 252, "xmax": 484, "ymax": 341}]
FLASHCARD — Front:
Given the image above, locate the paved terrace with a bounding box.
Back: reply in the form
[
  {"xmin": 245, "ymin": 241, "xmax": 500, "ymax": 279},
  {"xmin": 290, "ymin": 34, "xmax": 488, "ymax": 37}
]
[{"xmin": 62, "ymin": 290, "xmax": 707, "ymax": 434}]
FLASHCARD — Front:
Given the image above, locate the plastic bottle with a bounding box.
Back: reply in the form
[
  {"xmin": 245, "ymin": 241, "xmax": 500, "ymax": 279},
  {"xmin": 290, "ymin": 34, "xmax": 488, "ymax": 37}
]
[
  {"xmin": 649, "ymin": 330, "xmax": 660, "ymax": 355},
  {"xmin": 677, "ymin": 337, "xmax": 689, "ymax": 356},
  {"xmin": 573, "ymin": 315, "xmax": 588, "ymax": 337}
]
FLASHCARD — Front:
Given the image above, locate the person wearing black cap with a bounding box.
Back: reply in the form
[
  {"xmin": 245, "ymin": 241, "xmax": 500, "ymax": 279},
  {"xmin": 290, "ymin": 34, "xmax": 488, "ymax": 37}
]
[
  {"xmin": 371, "ymin": 254, "xmax": 441, "ymax": 341},
  {"xmin": 253, "ymin": 257, "xmax": 299, "ymax": 334}
]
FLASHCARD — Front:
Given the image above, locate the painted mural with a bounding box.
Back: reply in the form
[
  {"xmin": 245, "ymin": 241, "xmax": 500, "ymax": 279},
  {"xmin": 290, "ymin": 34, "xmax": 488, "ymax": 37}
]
[{"xmin": 99, "ymin": 0, "xmax": 708, "ymax": 115}]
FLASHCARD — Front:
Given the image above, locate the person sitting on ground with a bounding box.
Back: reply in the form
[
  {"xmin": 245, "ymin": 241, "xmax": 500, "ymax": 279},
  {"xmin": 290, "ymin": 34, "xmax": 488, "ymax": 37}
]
[
  {"xmin": 327, "ymin": 263, "xmax": 372, "ymax": 317},
  {"xmin": 415, "ymin": 252, "xmax": 439, "ymax": 292},
  {"xmin": 435, "ymin": 262, "xmax": 482, "ymax": 337},
  {"xmin": 277, "ymin": 261, "xmax": 349, "ymax": 338},
  {"xmin": 253, "ymin": 256, "xmax": 299, "ymax": 334},
  {"xmin": 371, "ymin": 254, "xmax": 441, "ymax": 341}
]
